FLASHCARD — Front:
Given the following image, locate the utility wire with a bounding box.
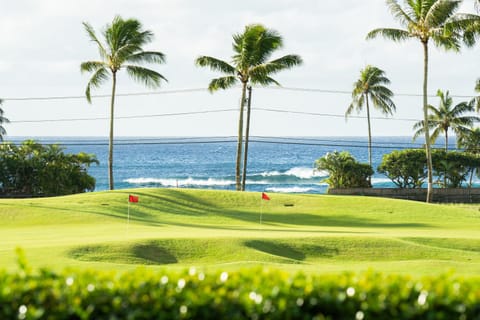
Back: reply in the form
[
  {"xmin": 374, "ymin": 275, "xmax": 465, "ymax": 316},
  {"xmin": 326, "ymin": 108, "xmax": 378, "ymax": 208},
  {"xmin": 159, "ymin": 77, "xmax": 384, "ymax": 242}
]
[
  {"xmin": 3, "ymin": 86, "xmax": 477, "ymax": 102},
  {"xmin": 8, "ymin": 106, "xmax": 424, "ymax": 124}
]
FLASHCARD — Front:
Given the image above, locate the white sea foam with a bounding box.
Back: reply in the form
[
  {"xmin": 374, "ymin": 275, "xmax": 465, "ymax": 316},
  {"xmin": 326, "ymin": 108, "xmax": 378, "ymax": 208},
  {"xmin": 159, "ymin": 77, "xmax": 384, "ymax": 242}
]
[
  {"xmin": 265, "ymin": 186, "xmax": 317, "ymax": 193},
  {"xmin": 259, "ymin": 167, "xmax": 327, "ymax": 179},
  {"xmin": 124, "ymin": 177, "xmax": 235, "ymax": 187}
]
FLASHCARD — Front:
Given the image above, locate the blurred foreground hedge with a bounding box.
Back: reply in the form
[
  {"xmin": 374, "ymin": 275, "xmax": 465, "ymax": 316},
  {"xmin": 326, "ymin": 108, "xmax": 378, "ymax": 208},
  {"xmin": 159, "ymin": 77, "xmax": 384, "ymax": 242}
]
[{"xmin": 1, "ymin": 264, "xmax": 480, "ymax": 319}]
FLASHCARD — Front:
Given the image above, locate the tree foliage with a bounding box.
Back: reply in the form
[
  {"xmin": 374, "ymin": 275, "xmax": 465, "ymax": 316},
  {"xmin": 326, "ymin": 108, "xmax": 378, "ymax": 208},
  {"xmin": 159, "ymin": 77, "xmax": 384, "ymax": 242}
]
[
  {"xmin": 81, "ymin": 16, "xmax": 167, "ymax": 190},
  {"xmin": 0, "ymin": 141, "xmax": 98, "ymax": 196},
  {"xmin": 315, "ymin": 151, "xmax": 373, "ymax": 189},
  {"xmin": 195, "ymin": 24, "xmax": 302, "ymax": 191},
  {"xmin": 378, "ymin": 148, "xmax": 480, "ymax": 188},
  {"xmin": 378, "ymin": 149, "xmax": 427, "ymax": 188},
  {"xmin": 347, "ymin": 65, "xmax": 396, "ymax": 168},
  {"xmin": 413, "ymin": 89, "xmax": 478, "ymax": 150}
]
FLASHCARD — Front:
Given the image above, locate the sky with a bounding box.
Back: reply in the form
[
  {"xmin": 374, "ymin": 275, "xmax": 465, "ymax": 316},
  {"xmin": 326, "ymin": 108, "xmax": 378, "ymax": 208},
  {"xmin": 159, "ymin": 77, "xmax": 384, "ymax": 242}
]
[{"xmin": 1, "ymin": 0, "xmax": 479, "ymax": 138}]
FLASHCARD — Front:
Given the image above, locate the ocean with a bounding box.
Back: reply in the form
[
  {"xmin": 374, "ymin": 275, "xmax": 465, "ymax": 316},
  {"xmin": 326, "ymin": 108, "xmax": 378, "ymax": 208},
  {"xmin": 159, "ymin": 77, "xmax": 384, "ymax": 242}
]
[{"xmin": 11, "ymin": 136, "xmax": 472, "ymax": 193}]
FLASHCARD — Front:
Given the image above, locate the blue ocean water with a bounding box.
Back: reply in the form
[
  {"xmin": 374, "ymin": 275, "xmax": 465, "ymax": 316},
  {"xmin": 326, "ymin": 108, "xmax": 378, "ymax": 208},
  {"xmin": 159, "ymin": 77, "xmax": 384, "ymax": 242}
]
[{"xmin": 11, "ymin": 136, "xmax": 472, "ymax": 193}]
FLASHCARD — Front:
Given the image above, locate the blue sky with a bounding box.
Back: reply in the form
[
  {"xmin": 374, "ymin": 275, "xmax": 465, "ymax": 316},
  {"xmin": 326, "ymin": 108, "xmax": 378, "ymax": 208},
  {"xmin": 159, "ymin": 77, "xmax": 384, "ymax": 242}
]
[{"xmin": 1, "ymin": 0, "xmax": 479, "ymax": 137}]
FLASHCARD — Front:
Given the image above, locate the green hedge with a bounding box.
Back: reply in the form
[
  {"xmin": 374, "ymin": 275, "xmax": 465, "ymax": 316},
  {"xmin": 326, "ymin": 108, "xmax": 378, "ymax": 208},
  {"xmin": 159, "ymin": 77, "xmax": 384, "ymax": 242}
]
[{"xmin": 2, "ymin": 264, "xmax": 480, "ymax": 320}]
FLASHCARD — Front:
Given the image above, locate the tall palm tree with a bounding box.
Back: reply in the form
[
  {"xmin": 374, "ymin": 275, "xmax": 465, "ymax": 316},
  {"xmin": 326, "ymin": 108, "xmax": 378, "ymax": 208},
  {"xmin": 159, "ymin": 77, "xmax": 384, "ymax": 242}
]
[
  {"xmin": 346, "ymin": 65, "xmax": 396, "ymax": 169},
  {"xmin": 195, "ymin": 24, "xmax": 302, "ymax": 191},
  {"xmin": 367, "ymin": 0, "xmax": 479, "ymax": 202},
  {"xmin": 413, "ymin": 89, "xmax": 479, "ymax": 151},
  {"xmin": 81, "ymin": 16, "xmax": 167, "ymax": 190},
  {"xmin": 0, "ymin": 99, "xmax": 10, "ymax": 141}
]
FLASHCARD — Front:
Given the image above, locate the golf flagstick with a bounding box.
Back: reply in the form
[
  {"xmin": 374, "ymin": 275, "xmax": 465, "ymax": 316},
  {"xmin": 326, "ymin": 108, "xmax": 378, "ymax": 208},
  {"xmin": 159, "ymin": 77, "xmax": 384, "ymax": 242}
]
[{"xmin": 126, "ymin": 200, "xmax": 131, "ymax": 237}]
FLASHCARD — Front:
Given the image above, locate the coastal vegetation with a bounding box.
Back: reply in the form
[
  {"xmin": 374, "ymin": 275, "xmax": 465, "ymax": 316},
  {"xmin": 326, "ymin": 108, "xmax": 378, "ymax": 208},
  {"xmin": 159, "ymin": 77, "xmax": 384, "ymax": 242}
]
[
  {"xmin": 346, "ymin": 65, "xmax": 396, "ymax": 169},
  {"xmin": 367, "ymin": 0, "xmax": 480, "ymax": 202},
  {"xmin": 195, "ymin": 24, "xmax": 302, "ymax": 191},
  {"xmin": 80, "ymin": 16, "xmax": 167, "ymax": 190},
  {"xmin": 0, "ymin": 141, "xmax": 98, "ymax": 196},
  {"xmin": 0, "ymin": 99, "xmax": 9, "ymax": 141},
  {"xmin": 413, "ymin": 89, "xmax": 479, "ymax": 151},
  {"xmin": 315, "ymin": 151, "xmax": 373, "ymax": 189}
]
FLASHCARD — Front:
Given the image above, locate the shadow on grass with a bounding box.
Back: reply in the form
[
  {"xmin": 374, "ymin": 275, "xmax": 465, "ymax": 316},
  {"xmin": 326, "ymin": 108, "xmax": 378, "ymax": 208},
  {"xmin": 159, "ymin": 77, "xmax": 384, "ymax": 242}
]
[{"xmin": 244, "ymin": 239, "xmax": 338, "ymax": 261}]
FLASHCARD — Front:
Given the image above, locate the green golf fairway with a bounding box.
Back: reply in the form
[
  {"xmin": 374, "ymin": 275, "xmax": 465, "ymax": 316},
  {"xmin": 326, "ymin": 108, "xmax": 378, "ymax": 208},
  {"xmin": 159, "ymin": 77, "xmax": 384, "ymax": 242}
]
[{"xmin": 1, "ymin": 188, "xmax": 480, "ymax": 275}]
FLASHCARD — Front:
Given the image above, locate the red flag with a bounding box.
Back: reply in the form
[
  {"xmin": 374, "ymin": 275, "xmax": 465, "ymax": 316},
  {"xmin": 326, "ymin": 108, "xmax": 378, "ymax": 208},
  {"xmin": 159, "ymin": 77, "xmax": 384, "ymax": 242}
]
[
  {"xmin": 261, "ymin": 192, "xmax": 270, "ymax": 201},
  {"xmin": 129, "ymin": 195, "xmax": 139, "ymax": 203}
]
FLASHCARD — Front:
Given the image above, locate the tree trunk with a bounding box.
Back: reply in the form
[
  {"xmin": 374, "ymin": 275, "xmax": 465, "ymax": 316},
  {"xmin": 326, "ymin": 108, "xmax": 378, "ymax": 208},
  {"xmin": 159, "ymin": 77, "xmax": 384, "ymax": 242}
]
[
  {"xmin": 365, "ymin": 93, "xmax": 373, "ymax": 175},
  {"xmin": 242, "ymin": 86, "xmax": 252, "ymax": 191},
  {"xmin": 108, "ymin": 72, "xmax": 117, "ymax": 190},
  {"xmin": 235, "ymin": 82, "xmax": 247, "ymax": 191},
  {"xmin": 444, "ymin": 130, "xmax": 448, "ymax": 188},
  {"xmin": 423, "ymin": 41, "xmax": 433, "ymax": 203}
]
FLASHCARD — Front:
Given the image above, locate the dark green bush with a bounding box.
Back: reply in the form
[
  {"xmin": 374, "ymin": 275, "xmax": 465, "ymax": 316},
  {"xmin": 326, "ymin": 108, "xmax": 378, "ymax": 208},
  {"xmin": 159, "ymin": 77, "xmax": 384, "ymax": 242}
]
[
  {"xmin": 315, "ymin": 151, "xmax": 373, "ymax": 189},
  {"xmin": 378, "ymin": 149, "xmax": 480, "ymax": 189},
  {"xmin": 1, "ymin": 262, "xmax": 479, "ymax": 319},
  {"xmin": 0, "ymin": 140, "xmax": 98, "ymax": 196}
]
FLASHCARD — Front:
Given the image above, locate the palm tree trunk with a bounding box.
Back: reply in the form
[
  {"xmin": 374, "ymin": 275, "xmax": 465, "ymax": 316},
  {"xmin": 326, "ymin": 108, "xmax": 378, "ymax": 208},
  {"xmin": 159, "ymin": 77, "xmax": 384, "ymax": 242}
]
[
  {"xmin": 365, "ymin": 94, "xmax": 373, "ymax": 174},
  {"xmin": 423, "ymin": 41, "xmax": 433, "ymax": 203},
  {"xmin": 445, "ymin": 130, "xmax": 448, "ymax": 152},
  {"xmin": 236, "ymin": 82, "xmax": 247, "ymax": 191},
  {"xmin": 444, "ymin": 130, "xmax": 448, "ymax": 187},
  {"xmin": 242, "ymin": 86, "xmax": 252, "ymax": 191},
  {"xmin": 108, "ymin": 72, "xmax": 117, "ymax": 190}
]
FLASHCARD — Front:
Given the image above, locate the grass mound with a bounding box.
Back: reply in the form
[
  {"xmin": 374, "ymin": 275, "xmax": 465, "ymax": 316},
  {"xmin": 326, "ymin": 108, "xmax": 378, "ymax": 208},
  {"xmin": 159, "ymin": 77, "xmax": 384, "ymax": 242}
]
[{"xmin": 1, "ymin": 188, "xmax": 480, "ymax": 274}]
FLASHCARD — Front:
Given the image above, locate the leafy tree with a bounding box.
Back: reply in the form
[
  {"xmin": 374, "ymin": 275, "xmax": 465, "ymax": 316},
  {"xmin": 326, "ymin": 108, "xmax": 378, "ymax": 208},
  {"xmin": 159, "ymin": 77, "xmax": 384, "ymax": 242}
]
[
  {"xmin": 0, "ymin": 99, "xmax": 10, "ymax": 141},
  {"xmin": 367, "ymin": 0, "xmax": 480, "ymax": 202},
  {"xmin": 457, "ymin": 127, "xmax": 480, "ymax": 186},
  {"xmin": 0, "ymin": 141, "xmax": 98, "ymax": 196},
  {"xmin": 378, "ymin": 149, "xmax": 427, "ymax": 188},
  {"xmin": 432, "ymin": 149, "xmax": 480, "ymax": 188},
  {"xmin": 195, "ymin": 24, "xmax": 302, "ymax": 191},
  {"xmin": 81, "ymin": 16, "xmax": 167, "ymax": 190},
  {"xmin": 315, "ymin": 151, "xmax": 373, "ymax": 189},
  {"xmin": 347, "ymin": 65, "xmax": 396, "ymax": 169},
  {"xmin": 413, "ymin": 89, "xmax": 479, "ymax": 151}
]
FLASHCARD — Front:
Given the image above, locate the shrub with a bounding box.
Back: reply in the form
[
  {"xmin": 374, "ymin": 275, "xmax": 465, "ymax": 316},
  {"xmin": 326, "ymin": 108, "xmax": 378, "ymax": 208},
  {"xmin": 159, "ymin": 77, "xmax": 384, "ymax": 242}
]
[
  {"xmin": 0, "ymin": 140, "xmax": 98, "ymax": 196},
  {"xmin": 378, "ymin": 149, "xmax": 480, "ymax": 189},
  {"xmin": 315, "ymin": 151, "xmax": 373, "ymax": 188},
  {"xmin": 377, "ymin": 149, "xmax": 426, "ymax": 188},
  {"xmin": 1, "ymin": 262, "xmax": 480, "ymax": 319}
]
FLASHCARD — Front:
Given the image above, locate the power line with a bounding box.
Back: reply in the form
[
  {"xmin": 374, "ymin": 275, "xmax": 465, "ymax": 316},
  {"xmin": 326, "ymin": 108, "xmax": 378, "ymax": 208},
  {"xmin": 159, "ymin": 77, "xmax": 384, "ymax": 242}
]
[
  {"xmin": 8, "ymin": 136, "xmax": 449, "ymax": 151},
  {"xmin": 3, "ymin": 86, "xmax": 477, "ymax": 102},
  {"xmin": 2, "ymin": 88, "xmax": 208, "ymax": 102},
  {"xmin": 9, "ymin": 109, "xmax": 236, "ymax": 124},
  {"xmin": 8, "ymin": 106, "xmax": 426, "ymax": 124}
]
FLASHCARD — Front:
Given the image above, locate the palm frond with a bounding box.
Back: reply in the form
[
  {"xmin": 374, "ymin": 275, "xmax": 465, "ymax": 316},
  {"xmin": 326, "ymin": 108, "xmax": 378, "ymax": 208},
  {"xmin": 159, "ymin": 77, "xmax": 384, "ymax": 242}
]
[
  {"xmin": 249, "ymin": 54, "xmax": 302, "ymax": 81},
  {"xmin": 386, "ymin": 0, "xmax": 416, "ymax": 26},
  {"xmin": 207, "ymin": 76, "xmax": 238, "ymax": 92},
  {"xmin": 82, "ymin": 22, "xmax": 108, "ymax": 59},
  {"xmin": 195, "ymin": 56, "xmax": 236, "ymax": 75},
  {"xmin": 425, "ymin": 0, "xmax": 461, "ymax": 28},
  {"xmin": 250, "ymin": 75, "xmax": 280, "ymax": 87},
  {"xmin": 80, "ymin": 61, "xmax": 108, "ymax": 73},
  {"xmin": 125, "ymin": 65, "xmax": 167, "ymax": 88},
  {"xmin": 127, "ymin": 51, "xmax": 166, "ymax": 64},
  {"xmin": 366, "ymin": 28, "xmax": 412, "ymax": 41},
  {"xmin": 85, "ymin": 67, "xmax": 110, "ymax": 103}
]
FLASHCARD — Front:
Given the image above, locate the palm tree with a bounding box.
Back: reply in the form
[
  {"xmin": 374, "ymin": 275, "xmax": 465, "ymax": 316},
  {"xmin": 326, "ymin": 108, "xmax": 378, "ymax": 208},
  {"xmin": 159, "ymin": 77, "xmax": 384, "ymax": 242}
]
[
  {"xmin": 367, "ymin": 0, "xmax": 479, "ymax": 203},
  {"xmin": 81, "ymin": 16, "xmax": 167, "ymax": 190},
  {"xmin": 195, "ymin": 24, "xmax": 302, "ymax": 191},
  {"xmin": 413, "ymin": 89, "xmax": 479, "ymax": 151},
  {"xmin": 346, "ymin": 65, "xmax": 396, "ymax": 169},
  {"xmin": 0, "ymin": 99, "xmax": 10, "ymax": 141}
]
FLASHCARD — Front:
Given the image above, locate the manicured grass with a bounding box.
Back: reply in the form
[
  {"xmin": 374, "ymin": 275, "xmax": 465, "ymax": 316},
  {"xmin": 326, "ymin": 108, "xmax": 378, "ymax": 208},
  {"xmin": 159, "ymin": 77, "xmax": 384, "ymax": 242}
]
[{"xmin": 1, "ymin": 188, "xmax": 480, "ymax": 275}]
